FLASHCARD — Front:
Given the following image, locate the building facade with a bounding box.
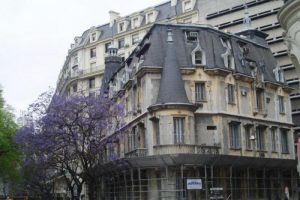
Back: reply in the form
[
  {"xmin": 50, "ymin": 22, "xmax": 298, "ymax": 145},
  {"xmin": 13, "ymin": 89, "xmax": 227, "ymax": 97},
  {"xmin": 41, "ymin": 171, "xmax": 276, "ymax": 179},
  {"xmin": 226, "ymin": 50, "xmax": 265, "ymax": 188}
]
[
  {"xmin": 55, "ymin": 0, "xmax": 300, "ymax": 144},
  {"xmin": 54, "ymin": 0, "xmax": 300, "ymax": 199},
  {"xmin": 99, "ymin": 23, "xmax": 296, "ymax": 200}
]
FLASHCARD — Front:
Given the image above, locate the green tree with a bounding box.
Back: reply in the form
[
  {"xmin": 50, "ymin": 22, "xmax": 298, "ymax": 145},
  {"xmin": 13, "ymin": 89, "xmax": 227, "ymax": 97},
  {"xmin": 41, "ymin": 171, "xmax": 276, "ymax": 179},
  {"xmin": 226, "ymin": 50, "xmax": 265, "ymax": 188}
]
[{"xmin": 0, "ymin": 87, "xmax": 21, "ymax": 195}]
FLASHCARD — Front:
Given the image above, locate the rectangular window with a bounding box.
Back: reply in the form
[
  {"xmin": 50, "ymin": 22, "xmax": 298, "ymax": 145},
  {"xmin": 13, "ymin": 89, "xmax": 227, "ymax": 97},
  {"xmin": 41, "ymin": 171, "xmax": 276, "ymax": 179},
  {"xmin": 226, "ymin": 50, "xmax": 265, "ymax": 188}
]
[
  {"xmin": 118, "ymin": 38, "xmax": 125, "ymax": 49},
  {"xmin": 194, "ymin": 51, "xmax": 202, "ymax": 65},
  {"xmin": 153, "ymin": 119, "xmax": 160, "ymax": 145},
  {"xmin": 89, "ymin": 78, "xmax": 95, "ymax": 89},
  {"xmin": 91, "ymin": 32, "xmax": 96, "ymax": 42},
  {"xmin": 245, "ymin": 126, "xmax": 252, "ymax": 150},
  {"xmin": 256, "ymin": 126, "xmax": 265, "ymax": 151},
  {"xmin": 228, "ymin": 84, "xmax": 235, "ymax": 104},
  {"xmin": 229, "ymin": 122, "xmax": 240, "ymax": 149},
  {"xmin": 132, "ymin": 34, "xmax": 139, "ymax": 45},
  {"xmin": 278, "ymin": 96, "xmax": 285, "ymax": 113},
  {"xmin": 195, "ymin": 82, "xmax": 205, "ymax": 102},
  {"xmin": 90, "ymin": 48, "xmax": 96, "ymax": 58},
  {"xmin": 132, "ymin": 17, "xmax": 139, "ymax": 28},
  {"xmin": 174, "ymin": 117, "xmax": 184, "ymax": 144},
  {"xmin": 105, "ymin": 42, "xmax": 111, "ymax": 53},
  {"xmin": 256, "ymin": 89, "xmax": 264, "ymax": 111},
  {"xmin": 119, "ymin": 22, "xmax": 124, "ymax": 32},
  {"xmin": 281, "ymin": 129, "xmax": 289, "ymax": 153},
  {"xmin": 271, "ymin": 128, "xmax": 277, "ymax": 152}
]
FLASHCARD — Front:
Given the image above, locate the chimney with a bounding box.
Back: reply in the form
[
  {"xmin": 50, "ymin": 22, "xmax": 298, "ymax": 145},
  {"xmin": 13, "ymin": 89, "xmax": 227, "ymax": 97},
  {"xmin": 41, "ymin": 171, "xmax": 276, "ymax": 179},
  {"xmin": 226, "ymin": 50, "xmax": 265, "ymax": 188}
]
[
  {"xmin": 109, "ymin": 11, "xmax": 120, "ymax": 27},
  {"xmin": 171, "ymin": 0, "xmax": 177, "ymax": 6}
]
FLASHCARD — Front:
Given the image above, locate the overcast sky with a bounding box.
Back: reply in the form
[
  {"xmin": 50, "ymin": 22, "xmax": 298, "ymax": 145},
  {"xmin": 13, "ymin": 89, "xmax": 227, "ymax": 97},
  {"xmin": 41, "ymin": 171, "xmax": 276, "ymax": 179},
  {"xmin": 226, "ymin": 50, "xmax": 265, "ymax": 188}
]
[{"xmin": 0, "ymin": 0, "xmax": 164, "ymax": 115}]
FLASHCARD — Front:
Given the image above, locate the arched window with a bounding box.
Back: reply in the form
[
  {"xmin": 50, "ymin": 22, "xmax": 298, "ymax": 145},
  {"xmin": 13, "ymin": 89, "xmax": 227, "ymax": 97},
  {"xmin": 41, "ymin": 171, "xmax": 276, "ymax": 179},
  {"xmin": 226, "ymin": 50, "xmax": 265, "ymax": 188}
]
[
  {"xmin": 195, "ymin": 51, "xmax": 202, "ymax": 65},
  {"xmin": 192, "ymin": 43, "xmax": 205, "ymax": 65}
]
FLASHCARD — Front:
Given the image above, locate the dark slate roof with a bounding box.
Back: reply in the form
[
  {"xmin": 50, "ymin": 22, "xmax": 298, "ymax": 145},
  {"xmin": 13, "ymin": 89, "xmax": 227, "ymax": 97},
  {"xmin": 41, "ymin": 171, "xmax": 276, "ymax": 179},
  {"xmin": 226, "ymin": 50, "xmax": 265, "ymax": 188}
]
[
  {"xmin": 155, "ymin": 33, "xmax": 190, "ymax": 105},
  {"xmin": 77, "ymin": 1, "xmax": 194, "ymax": 44},
  {"xmin": 105, "ymin": 23, "xmax": 284, "ymax": 106},
  {"xmin": 128, "ymin": 23, "xmax": 279, "ymax": 84}
]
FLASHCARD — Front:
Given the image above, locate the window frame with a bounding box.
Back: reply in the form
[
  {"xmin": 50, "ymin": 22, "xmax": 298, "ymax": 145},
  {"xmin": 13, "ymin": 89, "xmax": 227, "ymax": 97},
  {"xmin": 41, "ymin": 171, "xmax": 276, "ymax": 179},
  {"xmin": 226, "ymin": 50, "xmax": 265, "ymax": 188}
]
[
  {"xmin": 244, "ymin": 125, "xmax": 252, "ymax": 150},
  {"xmin": 228, "ymin": 84, "xmax": 235, "ymax": 104},
  {"xmin": 195, "ymin": 82, "xmax": 206, "ymax": 102},
  {"xmin": 132, "ymin": 34, "xmax": 139, "ymax": 45},
  {"xmin": 229, "ymin": 122, "xmax": 241, "ymax": 149},
  {"xmin": 174, "ymin": 117, "xmax": 185, "ymax": 144},
  {"xmin": 90, "ymin": 48, "xmax": 96, "ymax": 58},
  {"xmin": 118, "ymin": 38, "xmax": 125, "ymax": 49},
  {"xmin": 105, "ymin": 42, "xmax": 111, "ymax": 53},
  {"xmin": 255, "ymin": 88, "xmax": 264, "ymax": 112},
  {"xmin": 278, "ymin": 95, "xmax": 285, "ymax": 114},
  {"xmin": 256, "ymin": 126, "xmax": 265, "ymax": 151},
  {"xmin": 89, "ymin": 78, "xmax": 95, "ymax": 89},
  {"xmin": 281, "ymin": 129, "xmax": 289, "ymax": 154},
  {"xmin": 271, "ymin": 128, "xmax": 277, "ymax": 152}
]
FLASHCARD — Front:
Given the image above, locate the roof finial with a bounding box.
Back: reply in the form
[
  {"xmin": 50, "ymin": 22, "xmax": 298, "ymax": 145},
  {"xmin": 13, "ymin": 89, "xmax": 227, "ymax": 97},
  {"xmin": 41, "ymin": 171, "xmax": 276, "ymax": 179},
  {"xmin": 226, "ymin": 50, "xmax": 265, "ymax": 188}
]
[{"xmin": 242, "ymin": 3, "xmax": 252, "ymax": 30}]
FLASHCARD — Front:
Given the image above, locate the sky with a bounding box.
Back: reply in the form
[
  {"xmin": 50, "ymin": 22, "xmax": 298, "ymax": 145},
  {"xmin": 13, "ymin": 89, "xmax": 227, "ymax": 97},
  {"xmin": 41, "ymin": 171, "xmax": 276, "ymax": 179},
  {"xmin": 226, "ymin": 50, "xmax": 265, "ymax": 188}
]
[{"xmin": 0, "ymin": 0, "xmax": 165, "ymax": 115}]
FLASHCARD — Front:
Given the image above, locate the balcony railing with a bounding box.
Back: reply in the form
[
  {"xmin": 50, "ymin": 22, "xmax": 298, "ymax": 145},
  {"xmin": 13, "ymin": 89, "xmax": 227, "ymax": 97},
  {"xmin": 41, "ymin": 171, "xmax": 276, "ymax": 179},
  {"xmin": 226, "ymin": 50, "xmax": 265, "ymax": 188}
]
[
  {"xmin": 125, "ymin": 148, "xmax": 148, "ymax": 158},
  {"xmin": 153, "ymin": 144, "xmax": 220, "ymax": 155}
]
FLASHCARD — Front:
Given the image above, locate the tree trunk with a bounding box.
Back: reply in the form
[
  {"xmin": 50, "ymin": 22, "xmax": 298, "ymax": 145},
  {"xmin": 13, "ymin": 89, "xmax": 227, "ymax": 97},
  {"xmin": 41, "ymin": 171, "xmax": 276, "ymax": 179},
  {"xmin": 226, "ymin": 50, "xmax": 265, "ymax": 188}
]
[{"xmin": 87, "ymin": 180, "xmax": 97, "ymax": 200}]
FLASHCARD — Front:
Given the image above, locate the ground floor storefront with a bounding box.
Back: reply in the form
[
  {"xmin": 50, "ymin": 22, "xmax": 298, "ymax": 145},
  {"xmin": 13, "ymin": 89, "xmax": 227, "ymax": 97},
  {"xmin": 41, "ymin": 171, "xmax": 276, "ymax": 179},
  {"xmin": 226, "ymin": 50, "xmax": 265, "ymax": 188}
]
[{"xmin": 102, "ymin": 154, "xmax": 298, "ymax": 200}]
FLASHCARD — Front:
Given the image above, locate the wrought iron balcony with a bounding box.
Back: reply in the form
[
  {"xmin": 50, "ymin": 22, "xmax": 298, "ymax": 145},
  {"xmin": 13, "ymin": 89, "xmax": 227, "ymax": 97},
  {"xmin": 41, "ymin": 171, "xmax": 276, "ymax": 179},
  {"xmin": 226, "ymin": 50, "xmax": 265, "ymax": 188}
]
[
  {"xmin": 153, "ymin": 144, "xmax": 220, "ymax": 155},
  {"xmin": 125, "ymin": 148, "xmax": 148, "ymax": 158}
]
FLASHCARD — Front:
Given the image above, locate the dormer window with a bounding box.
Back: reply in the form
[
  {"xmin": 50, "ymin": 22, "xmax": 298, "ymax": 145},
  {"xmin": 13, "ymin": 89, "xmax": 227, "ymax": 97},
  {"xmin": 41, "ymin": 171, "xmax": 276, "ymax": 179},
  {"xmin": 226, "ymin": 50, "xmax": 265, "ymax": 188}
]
[
  {"xmin": 220, "ymin": 37, "xmax": 235, "ymax": 69},
  {"xmin": 119, "ymin": 22, "xmax": 125, "ymax": 32},
  {"xmin": 147, "ymin": 12, "xmax": 154, "ymax": 23},
  {"xmin": 195, "ymin": 51, "xmax": 202, "ymax": 65},
  {"xmin": 132, "ymin": 17, "xmax": 139, "ymax": 29},
  {"xmin": 192, "ymin": 43, "xmax": 205, "ymax": 65},
  {"xmin": 185, "ymin": 31, "xmax": 198, "ymax": 42},
  {"xmin": 91, "ymin": 33, "xmax": 96, "ymax": 42}
]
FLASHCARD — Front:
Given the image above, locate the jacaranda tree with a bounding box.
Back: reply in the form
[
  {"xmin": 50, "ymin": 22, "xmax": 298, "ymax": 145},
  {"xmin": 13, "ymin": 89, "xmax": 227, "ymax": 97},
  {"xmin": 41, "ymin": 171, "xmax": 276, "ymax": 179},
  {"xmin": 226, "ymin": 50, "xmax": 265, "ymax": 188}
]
[{"xmin": 16, "ymin": 90, "xmax": 124, "ymax": 200}]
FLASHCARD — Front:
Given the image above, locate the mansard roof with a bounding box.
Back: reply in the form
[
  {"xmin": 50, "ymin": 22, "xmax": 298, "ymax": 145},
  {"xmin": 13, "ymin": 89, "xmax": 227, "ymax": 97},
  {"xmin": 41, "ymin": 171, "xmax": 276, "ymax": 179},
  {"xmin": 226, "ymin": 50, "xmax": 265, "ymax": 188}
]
[
  {"xmin": 77, "ymin": 1, "xmax": 196, "ymax": 45},
  {"xmin": 107, "ymin": 23, "xmax": 284, "ymax": 108},
  {"xmin": 130, "ymin": 23, "xmax": 279, "ymax": 83}
]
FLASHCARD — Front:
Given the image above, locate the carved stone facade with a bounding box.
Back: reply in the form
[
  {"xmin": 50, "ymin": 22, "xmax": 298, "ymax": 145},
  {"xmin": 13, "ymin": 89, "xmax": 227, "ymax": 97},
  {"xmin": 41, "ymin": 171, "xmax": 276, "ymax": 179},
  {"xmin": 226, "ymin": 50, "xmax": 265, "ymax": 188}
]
[
  {"xmin": 278, "ymin": 0, "xmax": 300, "ymax": 77},
  {"xmin": 99, "ymin": 23, "xmax": 297, "ymax": 200}
]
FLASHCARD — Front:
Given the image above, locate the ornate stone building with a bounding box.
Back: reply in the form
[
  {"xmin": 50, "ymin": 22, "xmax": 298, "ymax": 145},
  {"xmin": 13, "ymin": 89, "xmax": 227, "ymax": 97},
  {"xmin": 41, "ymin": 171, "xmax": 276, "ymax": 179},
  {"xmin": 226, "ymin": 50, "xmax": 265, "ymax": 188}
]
[
  {"xmin": 54, "ymin": 0, "xmax": 300, "ymax": 199},
  {"xmin": 99, "ymin": 23, "xmax": 296, "ymax": 200},
  {"xmin": 56, "ymin": 0, "xmax": 300, "ymax": 148}
]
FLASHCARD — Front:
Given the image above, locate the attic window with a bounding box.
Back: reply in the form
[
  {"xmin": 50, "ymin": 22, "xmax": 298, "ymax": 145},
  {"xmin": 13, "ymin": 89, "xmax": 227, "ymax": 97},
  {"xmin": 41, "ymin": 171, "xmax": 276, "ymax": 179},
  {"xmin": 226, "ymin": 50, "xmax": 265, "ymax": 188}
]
[
  {"xmin": 220, "ymin": 37, "xmax": 234, "ymax": 69},
  {"xmin": 192, "ymin": 43, "xmax": 205, "ymax": 65},
  {"xmin": 132, "ymin": 17, "xmax": 139, "ymax": 29},
  {"xmin": 91, "ymin": 33, "xmax": 97, "ymax": 42},
  {"xmin": 119, "ymin": 22, "xmax": 125, "ymax": 32},
  {"xmin": 167, "ymin": 29, "xmax": 173, "ymax": 42},
  {"xmin": 195, "ymin": 51, "xmax": 202, "ymax": 64},
  {"xmin": 147, "ymin": 12, "xmax": 154, "ymax": 24},
  {"xmin": 185, "ymin": 31, "xmax": 198, "ymax": 42}
]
